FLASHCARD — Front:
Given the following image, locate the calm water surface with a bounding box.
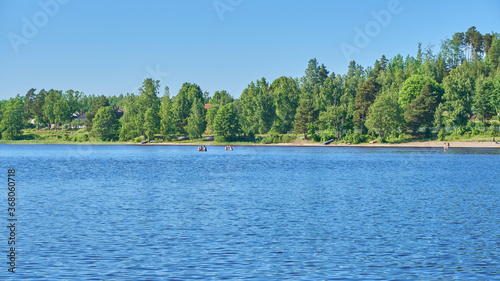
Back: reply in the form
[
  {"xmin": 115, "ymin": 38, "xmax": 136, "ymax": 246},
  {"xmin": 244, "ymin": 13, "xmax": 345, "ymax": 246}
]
[{"xmin": 0, "ymin": 145, "xmax": 499, "ymax": 280}]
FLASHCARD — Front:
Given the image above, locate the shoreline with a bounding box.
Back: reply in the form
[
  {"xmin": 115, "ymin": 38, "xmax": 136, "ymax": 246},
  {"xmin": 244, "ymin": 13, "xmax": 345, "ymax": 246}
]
[
  {"xmin": 1, "ymin": 140, "xmax": 499, "ymax": 148},
  {"xmin": 145, "ymin": 141, "xmax": 500, "ymax": 148}
]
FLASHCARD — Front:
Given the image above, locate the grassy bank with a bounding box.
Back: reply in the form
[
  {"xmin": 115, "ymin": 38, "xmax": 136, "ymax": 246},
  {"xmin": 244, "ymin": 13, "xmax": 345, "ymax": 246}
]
[{"xmin": 0, "ymin": 126, "xmax": 498, "ymax": 146}]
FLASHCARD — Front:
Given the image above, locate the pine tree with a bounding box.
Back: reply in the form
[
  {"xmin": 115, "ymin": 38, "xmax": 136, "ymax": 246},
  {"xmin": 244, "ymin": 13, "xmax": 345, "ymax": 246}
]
[
  {"xmin": 319, "ymin": 64, "xmax": 329, "ymax": 85},
  {"xmin": 404, "ymin": 82, "xmax": 439, "ymax": 134},
  {"xmin": 354, "ymin": 77, "xmax": 380, "ymax": 134},
  {"xmin": 293, "ymin": 92, "xmax": 316, "ymax": 138}
]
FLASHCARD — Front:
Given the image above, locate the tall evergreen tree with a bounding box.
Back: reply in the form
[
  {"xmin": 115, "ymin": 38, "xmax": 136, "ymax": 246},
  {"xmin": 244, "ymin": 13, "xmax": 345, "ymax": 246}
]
[
  {"xmin": 354, "ymin": 77, "xmax": 380, "ymax": 134},
  {"xmin": 404, "ymin": 82, "xmax": 439, "ymax": 134},
  {"xmin": 209, "ymin": 90, "xmax": 233, "ymax": 105},
  {"xmin": 293, "ymin": 92, "xmax": 316, "ymax": 138},
  {"xmin": 24, "ymin": 88, "xmax": 36, "ymax": 126},
  {"xmin": 319, "ymin": 63, "xmax": 329, "ymax": 85}
]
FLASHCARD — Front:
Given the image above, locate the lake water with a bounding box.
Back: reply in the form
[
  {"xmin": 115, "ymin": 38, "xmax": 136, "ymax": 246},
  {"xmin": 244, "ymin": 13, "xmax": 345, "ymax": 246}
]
[{"xmin": 0, "ymin": 144, "xmax": 499, "ymax": 280}]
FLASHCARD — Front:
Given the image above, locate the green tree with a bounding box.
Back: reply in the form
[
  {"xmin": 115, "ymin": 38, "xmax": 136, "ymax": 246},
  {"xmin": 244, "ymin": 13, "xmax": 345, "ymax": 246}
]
[
  {"xmin": 365, "ymin": 89, "xmax": 403, "ymax": 138},
  {"xmin": 24, "ymin": 88, "xmax": 36, "ymax": 126},
  {"xmin": 488, "ymin": 34, "xmax": 500, "ymax": 67},
  {"xmin": 172, "ymin": 82, "xmax": 204, "ymax": 134},
  {"xmin": 205, "ymin": 104, "xmax": 220, "ymax": 133},
  {"xmin": 441, "ymin": 32, "xmax": 465, "ymax": 69},
  {"xmin": 354, "ymin": 77, "xmax": 380, "ymax": 134},
  {"xmin": 301, "ymin": 58, "xmax": 321, "ymax": 89},
  {"xmin": 238, "ymin": 78, "xmax": 275, "ymax": 135},
  {"xmin": 53, "ymin": 95, "xmax": 69, "ymax": 131},
  {"xmin": 319, "ymin": 63, "xmax": 329, "ymax": 85},
  {"xmin": 185, "ymin": 98, "xmax": 206, "ymax": 139},
  {"xmin": 491, "ymin": 76, "xmax": 500, "ymax": 117},
  {"xmin": 433, "ymin": 103, "xmax": 446, "ymax": 129},
  {"xmin": 301, "ymin": 58, "xmax": 324, "ymax": 113},
  {"xmin": 119, "ymin": 94, "xmax": 140, "ymax": 141},
  {"xmin": 319, "ymin": 105, "xmax": 344, "ymax": 139},
  {"xmin": 65, "ymin": 90, "xmax": 82, "ymax": 127},
  {"xmin": 85, "ymin": 95, "xmax": 110, "ymax": 131},
  {"xmin": 209, "ymin": 90, "xmax": 233, "ymax": 105},
  {"xmin": 318, "ymin": 75, "xmax": 350, "ymax": 139},
  {"xmin": 159, "ymin": 87, "xmax": 175, "ymax": 136},
  {"xmin": 33, "ymin": 89, "xmax": 46, "ymax": 130},
  {"xmin": 0, "ymin": 97, "xmax": 24, "ymax": 140},
  {"xmin": 91, "ymin": 106, "xmax": 120, "ymax": 141},
  {"xmin": 213, "ymin": 103, "xmax": 240, "ymax": 141},
  {"xmin": 137, "ymin": 78, "xmax": 161, "ymax": 138},
  {"xmin": 269, "ymin": 76, "xmax": 300, "ymax": 133},
  {"xmin": 443, "ymin": 64, "xmax": 475, "ymax": 126},
  {"xmin": 143, "ymin": 107, "xmax": 160, "ymax": 141},
  {"xmin": 473, "ymin": 78, "xmax": 495, "ymax": 120},
  {"xmin": 293, "ymin": 92, "xmax": 316, "ymax": 137},
  {"xmin": 404, "ymin": 82, "xmax": 439, "ymax": 134},
  {"xmin": 43, "ymin": 89, "xmax": 60, "ymax": 130},
  {"xmin": 398, "ymin": 74, "xmax": 443, "ymax": 109}
]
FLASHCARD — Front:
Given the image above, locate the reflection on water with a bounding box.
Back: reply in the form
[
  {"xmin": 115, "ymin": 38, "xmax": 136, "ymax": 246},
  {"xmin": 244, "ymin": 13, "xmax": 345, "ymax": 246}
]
[{"xmin": 0, "ymin": 145, "xmax": 499, "ymax": 280}]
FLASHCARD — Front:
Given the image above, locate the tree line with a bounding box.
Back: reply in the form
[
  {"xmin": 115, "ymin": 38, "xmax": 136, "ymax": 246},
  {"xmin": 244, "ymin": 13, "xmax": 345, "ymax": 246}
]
[{"xmin": 1, "ymin": 26, "xmax": 499, "ymax": 142}]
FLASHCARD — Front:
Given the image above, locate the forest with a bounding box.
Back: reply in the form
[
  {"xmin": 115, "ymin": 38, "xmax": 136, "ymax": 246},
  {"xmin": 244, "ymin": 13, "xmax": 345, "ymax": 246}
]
[{"xmin": 1, "ymin": 26, "xmax": 499, "ymax": 144}]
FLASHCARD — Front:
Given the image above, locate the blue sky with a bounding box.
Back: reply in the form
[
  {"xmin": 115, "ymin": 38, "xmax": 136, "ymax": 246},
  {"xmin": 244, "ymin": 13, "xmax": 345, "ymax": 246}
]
[{"xmin": 1, "ymin": 0, "xmax": 499, "ymax": 100}]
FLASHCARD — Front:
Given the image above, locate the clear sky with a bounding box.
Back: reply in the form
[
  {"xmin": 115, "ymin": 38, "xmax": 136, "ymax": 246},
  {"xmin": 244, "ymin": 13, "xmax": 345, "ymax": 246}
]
[{"xmin": 1, "ymin": 0, "xmax": 499, "ymax": 100}]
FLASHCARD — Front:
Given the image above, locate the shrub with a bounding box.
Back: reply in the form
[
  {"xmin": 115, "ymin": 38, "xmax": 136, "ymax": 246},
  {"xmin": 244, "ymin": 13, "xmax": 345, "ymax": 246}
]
[
  {"xmin": 214, "ymin": 135, "xmax": 227, "ymax": 142},
  {"xmin": 424, "ymin": 127, "xmax": 432, "ymax": 138},
  {"xmin": 318, "ymin": 130, "xmax": 336, "ymax": 142},
  {"xmin": 76, "ymin": 133, "xmax": 89, "ymax": 142},
  {"xmin": 260, "ymin": 133, "xmax": 296, "ymax": 144},
  {"xmin": 311, "ymin": 134, "xmax": 321, "ymax": 142},
  {"xmin": 488, "ymin": 125, "xmax": 498, "ymax": 137},
  {"xmin": 437, "ymin": 129, "xmax": 446, "ymax": 141},
  {"xmin": 133, "ymin": 136, "xmax": 145, "ymax": 143},
  {"xmin": 343, "ymin": 131, "xmax": 367, "ymax": 144},
  {"xmin": 451, "ymin": 127, "xmax": 467, "ymax": 137}
]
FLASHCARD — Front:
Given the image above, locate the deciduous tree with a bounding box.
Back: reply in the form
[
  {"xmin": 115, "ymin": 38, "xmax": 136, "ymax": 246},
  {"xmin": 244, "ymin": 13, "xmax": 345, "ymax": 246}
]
[{"xmin": 91, "ymin": 106, "xmax": 120, "ymax": 141}]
